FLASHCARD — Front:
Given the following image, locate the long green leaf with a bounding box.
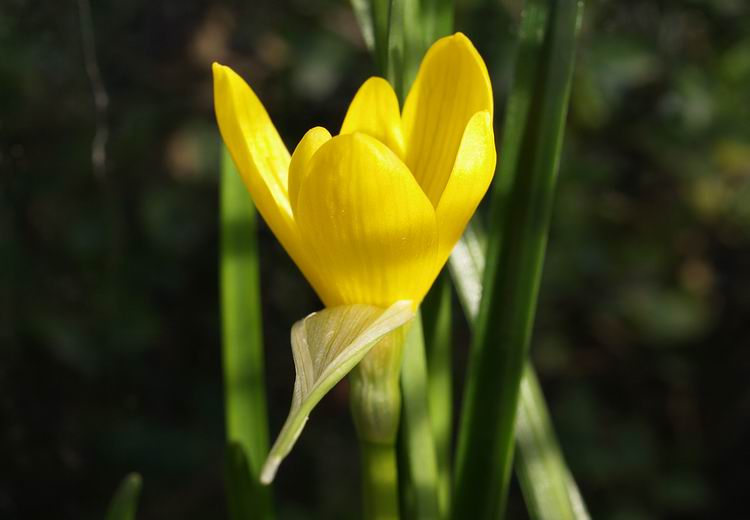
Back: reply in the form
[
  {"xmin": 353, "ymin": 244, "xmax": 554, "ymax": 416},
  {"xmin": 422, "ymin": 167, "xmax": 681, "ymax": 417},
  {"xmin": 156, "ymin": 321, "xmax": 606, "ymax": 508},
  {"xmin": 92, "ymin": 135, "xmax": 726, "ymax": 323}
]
[
  {"xmin": 452, "ymin": 0, "xmax": 584, "ymax": 517},
  {"xmin": 421, "ymin": 0, "xmax": 453, "ymax": 45},
  {"xmin": 220, "ymin": 145, "xmax": 273, "ymax": 518},
  {"xmin": 371, "ymin": 0, "xmax": 391, "ymax": 76},
  {"xmin": 350, "ymin": 0, "xmax": 376, "ymax": 51},
  {"xmin": 225, "ymin": 443, "xmax": 257, "ymax": 520},
  {"xmin": 516, "ymin": 366, "xmax": 591, "ymax": 520},
  {"xmin": 421, "ymin": 274, "xmax": 453, "ymax": 517},
  {"xmin": 449, "ymin": 226, "xmax": 590, "ymax": 520},
  {"xmin": 398, "ymin": 311, "xmax": 441, "ymax": 519},
  {"xmin": 105, "ymin": 473, "xmax": 142, "ymax": 520}
]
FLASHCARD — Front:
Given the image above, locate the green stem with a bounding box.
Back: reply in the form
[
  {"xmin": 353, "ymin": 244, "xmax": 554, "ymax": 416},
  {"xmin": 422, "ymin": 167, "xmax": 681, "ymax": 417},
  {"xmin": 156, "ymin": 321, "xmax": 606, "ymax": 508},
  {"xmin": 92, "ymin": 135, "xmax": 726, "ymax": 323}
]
[
  {"xmin": 361, "ymin": 442, "xmax": 400, "ymax": 520},
  {"xmin": 350, "ymin": 325, "xmax": 407, "ymax": 520}
]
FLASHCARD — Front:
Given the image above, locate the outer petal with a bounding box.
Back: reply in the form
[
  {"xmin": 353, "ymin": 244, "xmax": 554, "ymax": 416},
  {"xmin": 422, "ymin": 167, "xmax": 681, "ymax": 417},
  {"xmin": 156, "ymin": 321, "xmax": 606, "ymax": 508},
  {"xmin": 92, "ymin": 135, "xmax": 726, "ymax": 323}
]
[
  {"xmin": 434, "ymin": 111, "xmax": 496, "ymax": 268},
  {"xmin": 340, "ymin": 77, "xmax": 405, "ymax": 158},
  {"xmin": 213, "ymin": 63, "xmax": 326, "ymax": 297},
  {"xmin": 295, "ymin": 133, "xmax": 438, "ymax": 307},
  {"xmin": 402, "ymin": 33, "xmax": 493, "ymax": 207},
  {"xmin": 288, "ymin": 126, "xmax": 332, "ymax": 213}
]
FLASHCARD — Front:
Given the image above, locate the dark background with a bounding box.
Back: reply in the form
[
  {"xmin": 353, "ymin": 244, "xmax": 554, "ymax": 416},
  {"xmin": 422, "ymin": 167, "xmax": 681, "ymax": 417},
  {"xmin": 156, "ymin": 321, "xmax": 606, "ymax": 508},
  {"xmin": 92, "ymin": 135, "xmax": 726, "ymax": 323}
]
[{"xmin": 2, "ymin": 0, "xmax": 749, "ymax": 518}]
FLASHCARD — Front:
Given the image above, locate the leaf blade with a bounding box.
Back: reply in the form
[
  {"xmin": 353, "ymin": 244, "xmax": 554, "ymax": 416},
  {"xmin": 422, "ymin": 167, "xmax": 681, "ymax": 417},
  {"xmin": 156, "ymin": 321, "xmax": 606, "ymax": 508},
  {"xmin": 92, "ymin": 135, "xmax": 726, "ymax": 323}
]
[
  {"xmin": 450, "ymin": 222, "xmax": 590, "ymax": 520},
  {"xmin": 452, "ymin": 0, "xmax": 585, "ymax": 517},
  {"xmin": 220, "ymin": 144, "xmax": 273, "ymax": 518},
  {"xmin": 515, "ymin": 366, "xmax": 591, "ymax": 520},
  {"xmin": 422, "ymin": 274, "xmax": 454, "ymax": 517},
  {"xmin": 105, "ymin": 473, "xmax": 142, "ymax": 520},
  {"xmin": 398, "ymin": 310, "xmax": 441, "ymax": 519}
]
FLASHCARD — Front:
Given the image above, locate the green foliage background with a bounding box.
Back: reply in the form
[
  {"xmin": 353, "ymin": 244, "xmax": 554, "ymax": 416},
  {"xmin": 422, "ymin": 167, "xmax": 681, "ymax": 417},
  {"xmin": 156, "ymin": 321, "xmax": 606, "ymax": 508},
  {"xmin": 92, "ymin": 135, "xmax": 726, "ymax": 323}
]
[{"xmin": 1, "ymin": 0, "xmax": 749, "ymax": 518}]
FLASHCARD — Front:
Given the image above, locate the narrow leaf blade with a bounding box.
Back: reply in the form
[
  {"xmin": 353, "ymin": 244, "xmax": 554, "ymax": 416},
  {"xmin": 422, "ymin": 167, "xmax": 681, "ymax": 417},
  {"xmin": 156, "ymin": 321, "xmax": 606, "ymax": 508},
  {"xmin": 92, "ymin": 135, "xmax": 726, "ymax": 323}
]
[
  {"xmin": 399, "ymin": 311, "xmax": 441, "ymax": 519},
  {"xmin": 422, "ymin": 274, "xmax": 454, "ymax": 517},
  {"xmin": 516, "ymin": 366, "xmax": 591, "ymax": 520},
  {"xmin": 220, "ymin": 144, "xmax": 273, "ymax": 517},
  {"xmin": 450, "ymin": 221, "xmax": 590, "ymax": 520},
  {"xmin": 350, "ymin": 0, "xmax": 376, "ymax": 51},
  {"xmin": 225, "ymin": 443, "xmax": 259, "ymax": 520},
  {"xmin": 105, "ymin": 473, "xmax": 142, "ymax": 520},
  {"xmin": 452, "ymin": 0, "xmax": 585, "ymax": 517}
]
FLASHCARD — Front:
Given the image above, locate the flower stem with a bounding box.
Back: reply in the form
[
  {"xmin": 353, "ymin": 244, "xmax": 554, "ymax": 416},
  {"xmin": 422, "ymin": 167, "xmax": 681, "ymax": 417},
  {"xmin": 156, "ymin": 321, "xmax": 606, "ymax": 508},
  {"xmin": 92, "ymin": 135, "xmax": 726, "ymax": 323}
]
[
  {"xmin": 350, "ymin": 325, "xmax": 408, "ymax": 520},
  {"xmin": 361, "ymin": 441, "xmax": 400, "ymax": 520}
]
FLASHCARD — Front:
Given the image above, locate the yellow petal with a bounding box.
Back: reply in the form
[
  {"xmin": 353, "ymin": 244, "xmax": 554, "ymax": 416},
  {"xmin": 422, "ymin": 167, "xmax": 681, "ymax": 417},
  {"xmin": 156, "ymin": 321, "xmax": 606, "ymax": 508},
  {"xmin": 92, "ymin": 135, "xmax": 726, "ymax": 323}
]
[
  {"xmin": 288, "ymin": 126, "xmax": 332, "ymax": 213},
  {"xmin": 295, "ymin": 133, "xmax": 438, "ymax": 307},
  {"xmin": 340, "ymin": 77, "xmax": 405, "ymax": 158},
  {"xmin": 434, "ymin": 111, "xmax": 496, "ymax": 267},
  {"xmin": 402, "ymin": 33, "xmax": 494, "ymax": 207},
  {"xmin": 213, "ymin": 63, "xmax": 327, "ymax": 297}
]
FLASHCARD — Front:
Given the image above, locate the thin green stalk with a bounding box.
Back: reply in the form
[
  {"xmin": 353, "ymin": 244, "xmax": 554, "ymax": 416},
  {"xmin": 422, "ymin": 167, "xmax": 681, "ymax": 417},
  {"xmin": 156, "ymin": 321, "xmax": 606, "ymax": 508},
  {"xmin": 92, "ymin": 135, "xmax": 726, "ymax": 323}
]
[
  {"xmin": 422, "ymin": 274, "xmax": 453, "ymax": 516},
  {"xmin": 220, "ymin": 145, "xmax": 273, "ymax": 518},
  {"xmin": 453, "ymin": 0, "xmax": 584, "ymax": 517},
  {"xmin": 105, "ymin": 473, "xmax": 142, "ymax": 520},
  {"xmin": 398, "ymin": 312, "xmax": 441, "ymax": 519},
  {"xmin": 349, "ymin": 314, "xmax": 412, "ymax": 520},
  {"xmin": 362, "ymin": 442, "xmax": 401, "ymax": 520}
]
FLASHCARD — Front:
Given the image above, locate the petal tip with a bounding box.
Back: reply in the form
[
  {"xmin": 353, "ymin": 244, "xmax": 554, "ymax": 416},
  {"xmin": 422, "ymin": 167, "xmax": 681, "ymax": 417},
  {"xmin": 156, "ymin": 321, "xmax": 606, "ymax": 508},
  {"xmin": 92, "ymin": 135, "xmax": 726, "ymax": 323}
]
[
  {"xmin": 451, "ymin": 32, "xmax": 469, "ymax": 43},
  {"xmin": 212, "ymin": 61, "xmax": 227, "ymax": 77},
  {"xmin": 363, "ymin": 76, "xmax": 391, "ymax": 87}
]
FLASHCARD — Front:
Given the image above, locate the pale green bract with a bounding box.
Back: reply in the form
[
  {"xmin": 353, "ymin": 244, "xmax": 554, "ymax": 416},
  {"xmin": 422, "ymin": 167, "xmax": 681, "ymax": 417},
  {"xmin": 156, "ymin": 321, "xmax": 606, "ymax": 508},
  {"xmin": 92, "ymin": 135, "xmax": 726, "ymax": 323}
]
[{"xmin": 260, "ymin": 300, "xmax": 415, "ymax": 484}]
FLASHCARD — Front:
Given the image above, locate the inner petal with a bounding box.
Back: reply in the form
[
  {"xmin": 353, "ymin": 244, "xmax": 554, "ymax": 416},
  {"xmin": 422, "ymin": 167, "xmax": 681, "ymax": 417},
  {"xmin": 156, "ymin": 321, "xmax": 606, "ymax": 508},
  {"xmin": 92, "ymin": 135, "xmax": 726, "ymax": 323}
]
[
  {"xmin": 401, "ymin": 33, "xmax": 494, "ymax": 207},
  {"xmin": 340, "ymin": 77, "xmax": 405, "ymax": 158}
]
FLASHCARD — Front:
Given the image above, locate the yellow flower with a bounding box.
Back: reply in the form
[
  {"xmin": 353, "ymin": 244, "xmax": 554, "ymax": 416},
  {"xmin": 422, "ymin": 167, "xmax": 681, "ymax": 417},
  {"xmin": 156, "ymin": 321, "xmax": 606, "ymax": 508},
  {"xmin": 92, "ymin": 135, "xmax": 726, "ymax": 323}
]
[{"xmin": 213, "ymin": 33, "xmax": 495, "ymax": 309}]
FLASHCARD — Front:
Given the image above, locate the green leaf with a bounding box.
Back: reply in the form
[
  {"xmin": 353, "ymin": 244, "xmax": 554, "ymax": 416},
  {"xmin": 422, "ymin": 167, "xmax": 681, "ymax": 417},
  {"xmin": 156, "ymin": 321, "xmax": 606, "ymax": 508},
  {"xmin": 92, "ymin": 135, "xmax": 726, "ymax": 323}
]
[
  {"xmin": 385, "ymin": 0, "xmax": 422, "ymax": 100},
  {"xmin": 261, "ymin": 301, "xmax": 415, "ymax": 483},
  {"xmin": 350, "ymin": 0, "xmax": 452, "ymax": 99},
  {"xmin": 421, "ymin": 0, "xmax": 453, "ymax": 45},
  {"xmin": 225, "ymin": 443, "xmax": 259, "ymax": 520},
  {"xmin": 220, "ymin": 144, "xmax": 273, "ymax": 517},
  {"xmin": 516, "ymin": 366, "xmax": 591, "ymax": 520},
  {"xmin": 105, "ymin": 473, "xmax": 142, "ymax": 520},
  {"xmin": 421, "ymin": 274, "xmax": 453, "ymax": 517},
  {"xmin": 448, "ymin": 220, "xmax": 486, "ymax": 320},
  {"xmin": 372, "ymin": 0, "xmax": 391, "ymax": 75},
  {"xmin": 452, "ymin": 0, "xmax": 585, "ymax": 517},
  {"xmin": 449, "ymin": 224, "xmax": 590, "ymax": 520},
  {"xmin": 350, "ymin": 0, "xmax": 375, "ymax": 51},
  {"xmin": 398, "ymin": 311, "xmax": 441, "ymax": 519}
]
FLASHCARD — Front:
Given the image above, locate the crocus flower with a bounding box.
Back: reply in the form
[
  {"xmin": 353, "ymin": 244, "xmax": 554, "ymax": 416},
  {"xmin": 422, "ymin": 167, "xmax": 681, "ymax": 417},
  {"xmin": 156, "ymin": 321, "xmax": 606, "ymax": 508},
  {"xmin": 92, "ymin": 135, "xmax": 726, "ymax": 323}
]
[
  {"xmin": 213, "ymin": 33, "xmax": 496, "ymax": 310},
  {"xmin": 214, "ymin": 33, "xmax": 496, "ymax": 483}
]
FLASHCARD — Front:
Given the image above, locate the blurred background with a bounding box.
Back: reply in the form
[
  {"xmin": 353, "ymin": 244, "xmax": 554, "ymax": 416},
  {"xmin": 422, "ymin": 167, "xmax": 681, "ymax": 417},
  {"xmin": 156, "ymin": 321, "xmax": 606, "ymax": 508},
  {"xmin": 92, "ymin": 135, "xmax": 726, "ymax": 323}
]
[{"xmin": 2, "ymin": 0, "xmax": 749, "ymax": 518}]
